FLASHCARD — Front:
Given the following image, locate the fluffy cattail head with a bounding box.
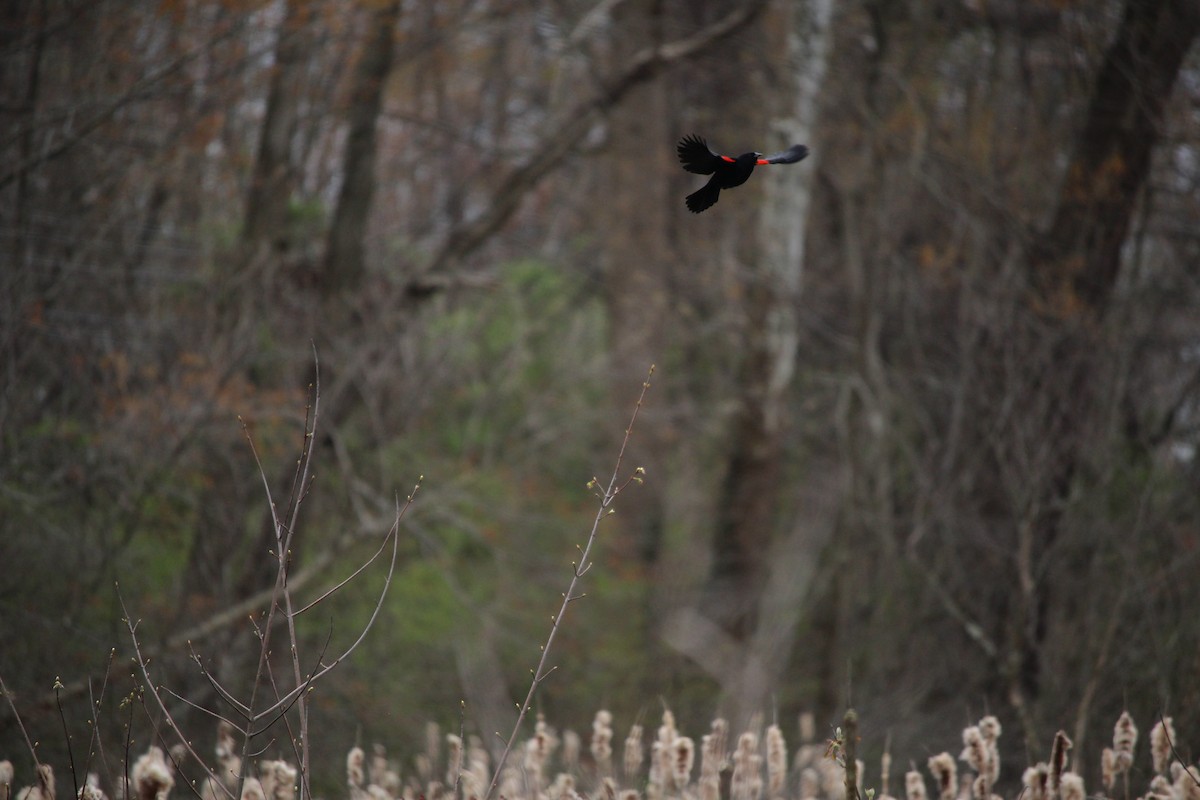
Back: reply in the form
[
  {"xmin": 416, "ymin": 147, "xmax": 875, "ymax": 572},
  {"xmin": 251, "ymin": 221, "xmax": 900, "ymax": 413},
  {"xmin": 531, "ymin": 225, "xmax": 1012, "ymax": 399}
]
[
  {"xmin": 959, "ymin": 728, "xmax": 986, "ymax": 774},
  {"xmin": 1150, "ymin": 717, "xmax": 1175, "ymax": 776},
  {"xmin": 928, "ymin": 753, "xmax": 957, "ymax": 800},
  {"xmin": 1100, "ymin": 748, "xmax": 1117, "ymax": 792},
  {"xmin": 906, "ymin": 770, "xmax": 928, "ymax": 800},
  {"xmin": 347, "ymin": 747, "xmax": 366, "ymax": 788},
  {"xmin": 446, "ymin": 734, "xmax": 464, "ymax": 788},
  {"xmin": 766, "ymin": 725, "xmax": 787, "ymax": 797},
  {"xmin": 701, "ymin": 719, "xmax": 729, "ymax": 781},
  {"xmin": 563, "ymin": 730, "xmax": 581, "ymax": 773},
  {"xmin": 132, "ymin": 746, "xmax": 174, "ymax": 800},
  {"xmin": 239, "ymin": 778, "xmax": 264, "ymax": 800},
  {"xmin": 1022, "ymin": 764, "xmax": 1048, "ymax": 800},
  {"xmin": 1048, "ymin": 731, "xmax": 1072, "ymax": 797},
  {"xmin": 1113, "ymin": 712, "xmax": 1137, "ymax": 772},
  {"xmin": 1059, "ymin": 774, "xmax": 1084, "ymax": 800},
  {"xmin": 671, "ymin": 737, "xmax": 695, "ymax": 791},
  {"xmin": 592, "ymin": 711, "xmax": 615, "ymax": 773},
  {"xmin": 731, "ymin": 732, "xmax": 762, "ymax": 800},
  {"xmin": 1174, "ymin": 762, "xmax": 1200, "ymax": 800}
]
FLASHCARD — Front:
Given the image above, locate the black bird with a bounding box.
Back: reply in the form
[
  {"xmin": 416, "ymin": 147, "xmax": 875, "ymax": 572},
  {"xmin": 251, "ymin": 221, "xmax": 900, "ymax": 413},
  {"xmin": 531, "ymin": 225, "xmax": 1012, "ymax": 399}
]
[{"xmin": 676, "ymin": 134, "xmax": 809, "ymax": 213}]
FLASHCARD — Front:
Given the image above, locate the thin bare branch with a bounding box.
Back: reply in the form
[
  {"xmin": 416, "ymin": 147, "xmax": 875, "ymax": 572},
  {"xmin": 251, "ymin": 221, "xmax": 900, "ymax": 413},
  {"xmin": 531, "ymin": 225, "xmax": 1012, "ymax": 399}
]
[{"xmin": 484, "ymin": 365, "xmax": 654, "ymax": 800}]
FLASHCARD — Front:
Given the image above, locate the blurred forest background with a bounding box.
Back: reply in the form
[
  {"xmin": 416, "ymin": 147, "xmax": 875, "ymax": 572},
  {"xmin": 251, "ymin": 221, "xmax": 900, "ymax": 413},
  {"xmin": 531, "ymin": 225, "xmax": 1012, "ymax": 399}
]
[{"xmin": 3, "ymin": 0, "xmax": 1200, "ymax": 794}]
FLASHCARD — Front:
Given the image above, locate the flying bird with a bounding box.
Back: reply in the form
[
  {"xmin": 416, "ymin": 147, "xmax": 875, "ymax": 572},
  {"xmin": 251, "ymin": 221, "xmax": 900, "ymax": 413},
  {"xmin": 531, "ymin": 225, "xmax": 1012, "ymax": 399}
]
[{"xmin": 676, "ymin": 134, "xmax": 809, "ymax": 213}]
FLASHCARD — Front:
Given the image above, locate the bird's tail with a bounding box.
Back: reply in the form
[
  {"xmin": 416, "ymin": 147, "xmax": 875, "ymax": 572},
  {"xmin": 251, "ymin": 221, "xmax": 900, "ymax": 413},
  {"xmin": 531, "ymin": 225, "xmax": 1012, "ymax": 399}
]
[{"xmin": 685, "ymin": 182, "xmax": 720, "ymax": 213}]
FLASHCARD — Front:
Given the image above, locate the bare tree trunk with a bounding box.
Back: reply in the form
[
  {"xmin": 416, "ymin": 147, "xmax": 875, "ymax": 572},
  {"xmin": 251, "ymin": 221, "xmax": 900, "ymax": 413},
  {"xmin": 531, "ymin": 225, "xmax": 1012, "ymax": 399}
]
[
  {"xmin": 242, "ymin": 0, "xmax": 322, "ymax": 253},
  {"xmin": 324, "ymin": 0, "xmax": 402, "ymax": 293},
  {"xmin": 1029, "ymin": 0, "xmax": 1200, "ymax": 315},
  {"xmin": 1003, "ymin": 0, "xmax": 1200, "ymax": 750}
]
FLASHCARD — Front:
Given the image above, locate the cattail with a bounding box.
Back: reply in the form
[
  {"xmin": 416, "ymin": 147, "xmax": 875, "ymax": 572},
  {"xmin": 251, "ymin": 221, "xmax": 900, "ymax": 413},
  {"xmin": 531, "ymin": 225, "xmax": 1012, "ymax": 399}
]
[
  {"xmin": 1174, "ymin": 762, "xmax": 1200, "ymax": 800},
  {"xmin": 656, "ymin": 712, "xmax": 679, "ymax": 792},
  {"xmin": 701, "ymin": 719, "xmax": 729, "ymax": 781},
  {"xmin": 765, "ymin": 725, "xmax": 787, "ymax": 798},
  {"xmin": 239, "ymin": 779, "xmax": 264, "ymax": 800},
  {"xmin": 524, "ymin": 716, "xmax": 559, "ymax": 795},
  {"xmin": 881, "ymin": 750, "xmax": 892, "ymax": 798},
  {"xmin": 959, "ymin": 728, "xmax": 986, "ymax": 775},
  {"xmin": 445, "ymin": 734, "xmax": 463, "ymax": 789},
  {"xmin": 216, "ymin": 721, "xmax": 238, "ymax": 761},
  {"xmin": 498, "ymin": 764, "xmax": 521, "ymax": 800},
  {"xmin": 731, "ymin": 732, "xmax": 762, "ymax": 800},
  {"xmin": 78, "ymin": 774, "xmax": 107, "ymax": 800},
  {"xmin": 1048, "ymin": 731, "xmax": 1072, "ymax": 799},
  {"xmin": 1100, "ymin": 749, "xmax": 1117, "ymax": 792},
  {"xmin": 370, "ymin": 745, "xmax": 389, "ymax": 789},
  {"xmin": 258, "ymin": 761, "xmax": 297, "ymax": 800},
  {"xmin": 978, "ymin": 718, "xmax": 1000, "ymax": 787},
  {"xmin": 1150, "ymin": 717, "xmax": 1175, "ymax": 776},
  {"xmin": 1148, "ymin": 775, "xmax": 1173, "ymax": 800},
  {"xmin": 2, "ymin": 763, "xmax": 14, "ymax": 800},
  {"xmin": 625, "ymin": 725, "xmax": 645, "ymax": 783},
  {"xmin": 1113, "ymin": 712, "xmax": 1137, "ymax": 774},
  {"xmin": 563, "ymin": 730, "xmax": 581, "ymax": 774},
  {"xmin": 593, "ymin": 711, "xmax": 615, "ymax": 778},
  {"xmin": 348, "ymin": 747, "xmax": 367, "ymax": 789},
  {"xmin": 906, "ymin": 770, "xmax": 928, "ymax": 800},
  {"xmin": 1059, "ymin": 774, "xmax": 1084, "ymax": 800},
  {"xmin": 649, "ymin": 741, "xmax": 665, "ymax": 800},
  {"xmin": 549, "ymin": 773, "xmax": 576, "ymax": 800},
  {"xmin": 619, "ymin": 791, "xmax": 641, "ymax": 800},
  {"xmin": 16, "ymin": 765, "xmax": 55, "ymax": 800},
  {"xmin": 1021, "ymin": 764, "xmax": 1048, "ymax": 800},
  {"xmin": 672, "ymin": 737, "xmax": 696, "ymax": 792},
  {"xmin": 928, "ymin": 753, "xmax": 957, "ymax": 800},
  {"xmin": 798, "ymin": 768, "xmax": 820, "ymax": 800},
  {"xmin": 132, "ymin": 746, "xmax": 174, "ymax": 800},
  {"xmin": 414, "ymin": 755, "xmax": 432, "ymax": 788}
]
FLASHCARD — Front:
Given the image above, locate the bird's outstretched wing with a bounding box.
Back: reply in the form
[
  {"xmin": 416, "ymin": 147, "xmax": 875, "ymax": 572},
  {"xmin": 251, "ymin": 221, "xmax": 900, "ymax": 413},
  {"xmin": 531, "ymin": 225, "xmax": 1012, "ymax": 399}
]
[
  {"xmin": 677, "ymin": 134, "xmax": 726, "ymax": 175},
  {"xmin": 756, "ymin": 144, "xmax": 809, "ymax": 165}
]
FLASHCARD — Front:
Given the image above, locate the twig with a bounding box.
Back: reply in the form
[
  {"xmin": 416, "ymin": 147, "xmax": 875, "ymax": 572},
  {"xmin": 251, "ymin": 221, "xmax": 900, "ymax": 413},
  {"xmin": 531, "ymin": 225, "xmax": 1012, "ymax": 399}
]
[
  {"xmin": 0, "ymin": 671, "xmax": 43, "ymax": 767},
  {"xmin": 483, "ymin": 365, "xmax": 654, "ymax": 800},
  {"xmin": 52, "ymin": 678, "xmax": 80, "ymax": 800}
]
